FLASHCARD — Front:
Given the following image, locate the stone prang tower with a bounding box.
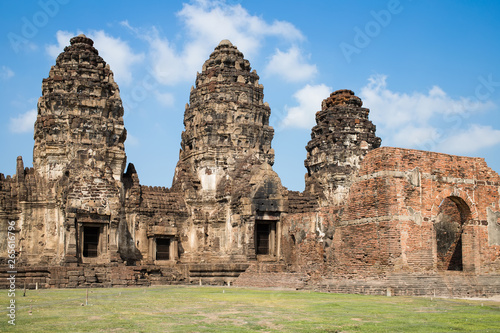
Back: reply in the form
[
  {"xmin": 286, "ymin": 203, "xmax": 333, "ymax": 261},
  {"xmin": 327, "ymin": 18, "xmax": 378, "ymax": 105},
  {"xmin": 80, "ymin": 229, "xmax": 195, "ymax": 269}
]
[
  {"xmin": 304, "ymin": 89, "xmax": 381, "ymax": 206},
  {"xmin": 174, "ymin": 39, "xmax": 275, "ymax": 195},
  {"xmin": 173, "ymin": 40, "xmax": 285, "ymax": 262},
  {"xmin": 31, "ymin": 34, "xmax": 127, "ymax": 264},
  {"xmin": 34, "ymin": 34, "xmax": 126, "ymax": 182}
]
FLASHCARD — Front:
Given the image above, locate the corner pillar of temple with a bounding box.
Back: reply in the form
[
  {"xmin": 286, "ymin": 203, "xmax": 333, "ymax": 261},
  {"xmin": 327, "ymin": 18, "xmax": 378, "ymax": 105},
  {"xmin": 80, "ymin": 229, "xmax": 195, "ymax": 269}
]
[
  {"xmin": 63, "ymin": 216, "xmax": 78, "ymax": 266},
  {"xmin": 108, "ymin": 219, "xmax": 121, "ymax": 262}
]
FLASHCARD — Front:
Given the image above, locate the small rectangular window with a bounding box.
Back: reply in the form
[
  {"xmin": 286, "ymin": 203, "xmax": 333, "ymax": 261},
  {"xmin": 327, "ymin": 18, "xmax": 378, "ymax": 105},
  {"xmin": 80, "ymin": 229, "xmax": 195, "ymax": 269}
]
[
  {"xmin": 156, "ymin": 238, "xmax": 170, "ymax": 260},
  {"xmin": 83, "ymin": 226, "xmax": 100, "ymax": 258},
  {"xmin": 256, "ymin": 222, "xmax": 270, "ymax": 255}
]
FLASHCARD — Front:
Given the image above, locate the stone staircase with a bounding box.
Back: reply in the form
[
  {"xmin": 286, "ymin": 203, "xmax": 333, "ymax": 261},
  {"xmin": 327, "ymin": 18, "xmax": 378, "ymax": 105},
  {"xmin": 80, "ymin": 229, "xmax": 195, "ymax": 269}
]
[
  {"xmin": 234, "ymin": 262, "xmax": 308, "ymax": 289},
  {"xmin": 188, "ymin": 263, "xmax": 250, "ymax": 285},
  {"xmin": 314, "ymin": 272, "xmax": 500, "ymax": 298},
  {"xmin": 0, "ymin": 266, "xmax": 50, "ymax": 289}
]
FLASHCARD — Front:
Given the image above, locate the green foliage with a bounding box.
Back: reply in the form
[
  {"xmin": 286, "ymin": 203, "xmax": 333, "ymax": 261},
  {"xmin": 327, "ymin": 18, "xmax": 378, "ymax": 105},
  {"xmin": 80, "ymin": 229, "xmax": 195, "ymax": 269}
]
[{"xmin": 1, "ymin": 286, "xmax": 499, "ymax": 332}]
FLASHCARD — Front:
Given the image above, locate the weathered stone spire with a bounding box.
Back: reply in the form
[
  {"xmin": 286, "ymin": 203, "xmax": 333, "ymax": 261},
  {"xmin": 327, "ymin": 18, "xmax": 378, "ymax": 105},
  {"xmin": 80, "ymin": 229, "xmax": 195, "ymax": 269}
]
[
  {"xmin": 34, "ymin": 34, "xmax": 127, "ymax": 182},
  {"xmin": 31, "ymin": 35, "xmax": 128, "ymax": 264},
  {"xmin": 304, "ymin": 89, "xmax": 381, "ymax": 205},
  {"xmin": 173, "ymin": 39, "xmax": 275, "ymax": 194},
  {"xmin": 171, "ymin": 40, "xmax": 285, "ymax": 262}
]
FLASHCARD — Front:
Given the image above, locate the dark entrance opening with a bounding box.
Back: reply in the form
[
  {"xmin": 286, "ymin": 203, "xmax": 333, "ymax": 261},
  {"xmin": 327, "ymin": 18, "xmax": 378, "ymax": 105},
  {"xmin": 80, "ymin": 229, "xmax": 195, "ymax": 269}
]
[
  {"xmin": 447, "ymin": 235, "xmax": 463, "ymax": 271},
  {"xmin": 256, "ymin": 222, "xmax": 270, "ymax": 255},
  {"xmin": 83, "ymin": 226, "xmax": 100, "ymax": 258},
  {"xmin": 435, "ymin": 196, "xmax": 470, "ymax": 271},
  {"xmin": 156, "ymin": 238, "xmax": 171, "ymax": 260}
]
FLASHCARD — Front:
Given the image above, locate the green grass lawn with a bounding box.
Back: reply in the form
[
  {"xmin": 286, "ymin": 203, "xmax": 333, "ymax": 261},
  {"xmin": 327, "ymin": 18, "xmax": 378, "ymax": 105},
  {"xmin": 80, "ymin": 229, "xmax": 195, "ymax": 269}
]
[{"xmin": 1, "ymin": 285, "xmax": 499, "ymax": 332}]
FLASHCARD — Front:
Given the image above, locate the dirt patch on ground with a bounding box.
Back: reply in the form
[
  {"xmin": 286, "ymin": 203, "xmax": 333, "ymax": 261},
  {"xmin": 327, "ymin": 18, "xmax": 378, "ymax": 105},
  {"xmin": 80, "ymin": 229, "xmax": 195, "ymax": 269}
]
[{"xmin": 434, "ymin": 294, "xmax": 500, "ymax": 302}]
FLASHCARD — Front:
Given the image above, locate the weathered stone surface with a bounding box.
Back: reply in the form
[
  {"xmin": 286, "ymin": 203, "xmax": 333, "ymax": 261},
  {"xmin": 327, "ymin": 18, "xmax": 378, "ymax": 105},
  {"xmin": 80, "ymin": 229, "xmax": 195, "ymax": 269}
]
[
  {"xmin": 304, "ymin": 89, "xmax": 381, "ymax": 206},
  {"xmin": 0, "ymin": 35, "xmax": 128, "ymax": 266},
  {"xmin": 171, "ymin": 39, "xmax": 286, "ymax": 263},
  {"xmin": 283, "ymin": 147, "xmax": 500, "ymax": 280},
  {"xmin": 35, "ymin": 34, "xmax": 126, "ymax": 183},
  {"xmin": 0, "ymin": 36, "xmax": 499, "ymax": 296}
]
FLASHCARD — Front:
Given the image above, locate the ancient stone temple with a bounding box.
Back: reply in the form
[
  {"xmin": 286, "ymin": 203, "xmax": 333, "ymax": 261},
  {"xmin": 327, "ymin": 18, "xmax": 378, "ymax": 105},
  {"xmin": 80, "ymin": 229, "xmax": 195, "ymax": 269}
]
[{"xmin": 1, "ymin": 35, "xmax": 499, "ymax": 296}]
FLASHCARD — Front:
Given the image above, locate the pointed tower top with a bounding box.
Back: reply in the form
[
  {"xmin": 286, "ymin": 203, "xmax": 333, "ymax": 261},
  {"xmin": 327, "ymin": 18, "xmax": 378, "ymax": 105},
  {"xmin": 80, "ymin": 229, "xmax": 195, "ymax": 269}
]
[
  {"xmin": 173, "ymin": 38, "xmax": 275, "ymax": 191},
  {"xmin": 322, "ymin": 89, "xmax": 363, "ymax": 109},
  {"xmin": 70, "ymin": 34, "xmax": 94, "ymax": 47},
  {"xmin": 34, "ymin": 35, "xmax": 126, "ymax": 181},
  {"xmin": 218, "ymin": 39, "xmax": 233, "ymax": 47}
]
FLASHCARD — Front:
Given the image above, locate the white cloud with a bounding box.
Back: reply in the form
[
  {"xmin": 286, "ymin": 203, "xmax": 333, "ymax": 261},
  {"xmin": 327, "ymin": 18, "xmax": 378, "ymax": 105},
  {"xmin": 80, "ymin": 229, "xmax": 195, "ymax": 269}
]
[
  {"xmin": 132, "ymin": 27, "xmax": 191, "ymax": 85},
  {"xmin": 178, "ymin": 0, "xmax": 303, "ymax": 56},
  {"xmin": 122, "ymin": 0, "xmax": 305, "ymax": 85},
  {"xmin": 1, "ymin": 66, "xmax": 15, "ymax": 80},
  {"xmin": 89, "ymin": 31, "xmax": 144, "ymax": 85},
  {"xmin": 360, "ymin": 74, "xmax": 498, "ymax": 154},
  {"xmin": 280, "ymin": 84, "xmax": 332, "ymax": 129},
  {"xmin": 361, "ymin": 74, "xmax": 493, "ymax": 129},
  {"xmin": 46, "ymin": 30, "xmax": 74, "ymax": 58},
  {"xmin": 438, "ymin": 125, "xmax": 500, "ymax": 155},
  {"xmin": 265, "ymin": 46, "xmax": 317, "ymax": 82},
  {"xmin": 155, "ymin": 91, "xmax": 175, "ymax": 107},
  {"xmin": 9, "ymin": 109, "xmax": 37, "ymax": 134},
  {"xmin": 391, "ymin": 125, "xmax": 441, "ymax": 150},
  {"xmin": 46, "ymin": 30, "xmax": 144, "ymax": 85}
]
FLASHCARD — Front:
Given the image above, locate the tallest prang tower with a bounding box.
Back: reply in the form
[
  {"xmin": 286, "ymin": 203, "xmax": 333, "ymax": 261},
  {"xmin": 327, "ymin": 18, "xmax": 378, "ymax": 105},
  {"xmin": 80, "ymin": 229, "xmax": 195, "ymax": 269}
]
[{"xmin": 172, "ymin": 40, "xmax": 285, "ymax": 262}]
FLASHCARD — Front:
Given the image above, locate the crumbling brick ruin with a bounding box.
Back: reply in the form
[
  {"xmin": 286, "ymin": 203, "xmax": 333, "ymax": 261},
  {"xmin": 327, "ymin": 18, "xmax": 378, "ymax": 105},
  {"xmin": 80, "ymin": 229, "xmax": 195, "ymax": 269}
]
[
  {"xmin": 304, "ymin": 89, "xmax": 381, "ymax": 206},
  {"xmin": 1, "ymin": 35, "xmax": 500, "ymax": 296}
]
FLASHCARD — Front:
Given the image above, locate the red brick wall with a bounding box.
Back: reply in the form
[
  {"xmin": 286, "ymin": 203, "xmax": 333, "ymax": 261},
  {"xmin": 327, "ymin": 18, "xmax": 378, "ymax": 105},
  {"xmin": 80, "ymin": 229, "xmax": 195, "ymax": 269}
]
[
  {"xmin": 282, "ymin": 146, "xmax": 500, "ymax": 277},
  {"xmin": 342, "ymin": 147, "xmax": 500, "ymax": 274}
]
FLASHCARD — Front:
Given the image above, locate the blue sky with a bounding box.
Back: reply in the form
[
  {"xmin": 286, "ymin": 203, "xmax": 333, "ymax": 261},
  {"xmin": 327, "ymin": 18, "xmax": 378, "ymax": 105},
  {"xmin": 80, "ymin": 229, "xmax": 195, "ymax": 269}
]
[{"xmin": 1, "ymin": 0, "xmax": 500, "ymax": 191}]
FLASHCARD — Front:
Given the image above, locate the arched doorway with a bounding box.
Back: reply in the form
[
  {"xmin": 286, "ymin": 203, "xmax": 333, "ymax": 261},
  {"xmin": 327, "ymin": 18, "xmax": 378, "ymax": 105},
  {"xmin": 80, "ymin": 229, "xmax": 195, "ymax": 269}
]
[{"xmin": 434, "ymin": 196, "xmax": 471, "ymax": 271}]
